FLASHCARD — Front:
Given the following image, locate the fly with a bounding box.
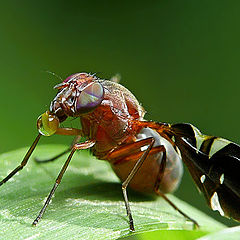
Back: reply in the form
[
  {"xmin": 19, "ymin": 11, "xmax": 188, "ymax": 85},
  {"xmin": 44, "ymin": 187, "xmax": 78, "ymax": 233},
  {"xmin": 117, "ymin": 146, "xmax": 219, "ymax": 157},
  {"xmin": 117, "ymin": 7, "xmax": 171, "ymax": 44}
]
[{"xmin": 0, "ymin": 72, "xmax": 239, "ymax": 231}]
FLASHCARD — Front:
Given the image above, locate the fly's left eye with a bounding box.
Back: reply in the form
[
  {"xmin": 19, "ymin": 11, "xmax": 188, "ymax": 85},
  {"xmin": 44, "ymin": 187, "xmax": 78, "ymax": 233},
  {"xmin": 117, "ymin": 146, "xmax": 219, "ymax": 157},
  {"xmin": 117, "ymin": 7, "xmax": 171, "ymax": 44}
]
[{"xmin": 76, "ymin": 82, "xmax": 104, "ymax": 113}]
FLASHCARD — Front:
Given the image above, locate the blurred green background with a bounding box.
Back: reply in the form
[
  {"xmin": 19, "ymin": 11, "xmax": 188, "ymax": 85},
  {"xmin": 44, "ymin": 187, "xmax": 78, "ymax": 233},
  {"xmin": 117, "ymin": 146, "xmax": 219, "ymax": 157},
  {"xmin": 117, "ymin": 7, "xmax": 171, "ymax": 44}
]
[{"xmin": 0, "ymin": 0, "xmax": 239, "ymax": 228}]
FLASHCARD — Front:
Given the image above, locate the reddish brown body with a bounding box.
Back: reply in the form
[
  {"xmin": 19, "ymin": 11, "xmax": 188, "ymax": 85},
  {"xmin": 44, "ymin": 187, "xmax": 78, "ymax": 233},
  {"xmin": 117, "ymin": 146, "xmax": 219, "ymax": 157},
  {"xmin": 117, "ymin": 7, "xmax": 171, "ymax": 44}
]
[{"xmin": 79, "ymin": 79, "xmax": 183, "ymax": 194}]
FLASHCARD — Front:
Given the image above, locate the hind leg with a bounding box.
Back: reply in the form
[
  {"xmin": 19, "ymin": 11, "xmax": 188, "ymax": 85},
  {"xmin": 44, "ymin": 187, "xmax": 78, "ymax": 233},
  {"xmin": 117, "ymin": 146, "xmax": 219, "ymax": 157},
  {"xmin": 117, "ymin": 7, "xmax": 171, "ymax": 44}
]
[{"xmin": 154, "ymin": 153, "xmax": 199, "ymax": 229}]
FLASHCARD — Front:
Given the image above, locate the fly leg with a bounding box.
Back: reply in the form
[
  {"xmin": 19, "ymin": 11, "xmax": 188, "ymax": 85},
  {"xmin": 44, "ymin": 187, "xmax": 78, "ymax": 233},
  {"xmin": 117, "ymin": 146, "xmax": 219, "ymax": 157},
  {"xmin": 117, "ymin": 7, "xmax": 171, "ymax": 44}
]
[
  {"xmin": 106, "ymin": 137, "xmax": 168, "ymax": 231},
  {"xmin": 155, "ymin": 189, "xmax": 199, "ymax": 229},
  {"xmin": 105, "ymin": 137, "xmax": 159, "ymax": 162},
  {"xmin": 34, "ymin": 135, "xmax": 82, "ymax": 164},
  {"xmin": 34, "ymin": 148, "xmax": 71, "ymax": 163},
  {"xmin": 0, "ymin": 127, "xmax": 82, "ymax": 186},
  {"xmin": 154, "ymin": 151, "xmax": 199, "ymax": 229},
  {"xmin": 0, "ymin": 134, "xmax": 41, "ymax": 186},
  {"xmin": 120, "ymin": 138, "xmax": 155, "ymax": 231},
  {"xmin": 32, "ymin": 139, "xmax": 95, "ymax": 226},
  {"xmin": 137, "ymin": 121, "xmax": 200, "ymax": 228}
]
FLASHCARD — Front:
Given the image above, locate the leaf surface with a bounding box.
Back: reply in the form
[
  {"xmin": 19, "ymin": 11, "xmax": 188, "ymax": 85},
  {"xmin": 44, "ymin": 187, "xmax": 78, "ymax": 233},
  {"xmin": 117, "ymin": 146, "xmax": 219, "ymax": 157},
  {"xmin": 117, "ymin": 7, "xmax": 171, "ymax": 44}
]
[{"xmin": 0, "ymin": 145, "xmax": 225, "ymax": 240}]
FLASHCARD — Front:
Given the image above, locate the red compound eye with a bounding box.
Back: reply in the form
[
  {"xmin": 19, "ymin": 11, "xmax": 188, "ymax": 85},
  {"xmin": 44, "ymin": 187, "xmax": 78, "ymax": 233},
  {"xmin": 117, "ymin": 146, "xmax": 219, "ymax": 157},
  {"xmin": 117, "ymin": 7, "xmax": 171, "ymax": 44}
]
[{"xmin": 76, "ymin": 82, "xmax": 104, "ymax": 114}]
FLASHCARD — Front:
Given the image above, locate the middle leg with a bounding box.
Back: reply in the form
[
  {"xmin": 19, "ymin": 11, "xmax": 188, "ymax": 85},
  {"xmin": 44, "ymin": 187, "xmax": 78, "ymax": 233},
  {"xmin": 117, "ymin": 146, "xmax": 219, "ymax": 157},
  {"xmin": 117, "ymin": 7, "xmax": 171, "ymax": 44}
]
[
  {"xmin": 34, "ymin": 135, "xmax": 82, "ymax": 164},
  {"xmin": 121, "ymin": 138, "xmax": 155, "ymax": 231}
]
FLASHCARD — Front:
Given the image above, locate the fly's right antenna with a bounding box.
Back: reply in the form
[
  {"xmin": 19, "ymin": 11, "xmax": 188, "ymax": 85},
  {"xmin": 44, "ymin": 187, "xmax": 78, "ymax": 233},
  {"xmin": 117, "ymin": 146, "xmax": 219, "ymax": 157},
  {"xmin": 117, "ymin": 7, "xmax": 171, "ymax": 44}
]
[{"xmin": 45, "ymin": 70, "xmax": 63, "ymax": 81}]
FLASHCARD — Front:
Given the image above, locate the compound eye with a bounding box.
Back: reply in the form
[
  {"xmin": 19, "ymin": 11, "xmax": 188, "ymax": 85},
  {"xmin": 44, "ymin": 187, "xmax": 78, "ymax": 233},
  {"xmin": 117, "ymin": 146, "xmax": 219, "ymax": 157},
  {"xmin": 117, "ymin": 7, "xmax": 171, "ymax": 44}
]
[{"xmin": 76, "ymin": 82, "xmax": 104, "ymax": 114}]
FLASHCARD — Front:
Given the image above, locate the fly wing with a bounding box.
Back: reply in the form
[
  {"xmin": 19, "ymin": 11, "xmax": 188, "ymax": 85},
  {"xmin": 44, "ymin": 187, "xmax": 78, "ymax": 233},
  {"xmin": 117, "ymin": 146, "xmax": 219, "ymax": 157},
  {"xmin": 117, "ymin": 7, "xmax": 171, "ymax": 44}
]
[{"xmin": 171, "ymin": 123, "xmax": 240, "ymax": 222}]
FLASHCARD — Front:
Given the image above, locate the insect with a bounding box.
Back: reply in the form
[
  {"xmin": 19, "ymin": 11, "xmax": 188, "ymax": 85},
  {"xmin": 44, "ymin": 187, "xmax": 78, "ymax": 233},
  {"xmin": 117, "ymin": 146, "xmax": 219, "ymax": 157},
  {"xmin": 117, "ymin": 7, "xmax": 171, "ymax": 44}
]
[{"xmin": 0, "ymin": 72, "xmax": 239, "ymax": 231}]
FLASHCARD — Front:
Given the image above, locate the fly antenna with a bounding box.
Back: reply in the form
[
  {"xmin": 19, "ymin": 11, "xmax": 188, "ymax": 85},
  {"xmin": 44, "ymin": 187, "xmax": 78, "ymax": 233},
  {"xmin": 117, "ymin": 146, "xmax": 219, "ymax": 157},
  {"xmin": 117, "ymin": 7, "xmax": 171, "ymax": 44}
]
[{"xmin": 44, "ymin": 70, "xmax": 63, "ymax": 81}]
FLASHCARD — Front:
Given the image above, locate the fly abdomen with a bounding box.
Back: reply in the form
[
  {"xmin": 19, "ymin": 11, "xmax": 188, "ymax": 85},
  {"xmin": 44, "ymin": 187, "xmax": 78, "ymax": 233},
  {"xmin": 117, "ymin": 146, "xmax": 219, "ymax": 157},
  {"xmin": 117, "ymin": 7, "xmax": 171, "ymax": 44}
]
[{"xmin": 110, "ymin": 127, "xmax": 183, "ymax": 193}]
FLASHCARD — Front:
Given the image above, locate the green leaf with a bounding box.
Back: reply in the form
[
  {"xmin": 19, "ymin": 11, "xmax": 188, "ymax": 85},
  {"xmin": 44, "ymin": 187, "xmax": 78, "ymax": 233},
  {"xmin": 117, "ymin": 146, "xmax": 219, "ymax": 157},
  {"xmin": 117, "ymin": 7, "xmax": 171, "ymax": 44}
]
[
  {"xmin": 0, "ymin": 145, "xmax": 225, "ymax": 240},
  {"xmin": 196, "ymin": 226, "xmax": 240, "ymax": 240},
  {"xmin": 120, "ymin": 229, "xmax": 208, "ymax": 240}
]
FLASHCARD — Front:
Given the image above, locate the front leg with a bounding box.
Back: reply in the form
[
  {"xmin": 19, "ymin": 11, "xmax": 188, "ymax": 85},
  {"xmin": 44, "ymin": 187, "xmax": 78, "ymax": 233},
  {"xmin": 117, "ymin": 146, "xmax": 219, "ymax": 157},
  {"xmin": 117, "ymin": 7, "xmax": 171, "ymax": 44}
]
[{"xmin": 32, "ymin": 140, "xmax": 95, "ymax": 226}]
